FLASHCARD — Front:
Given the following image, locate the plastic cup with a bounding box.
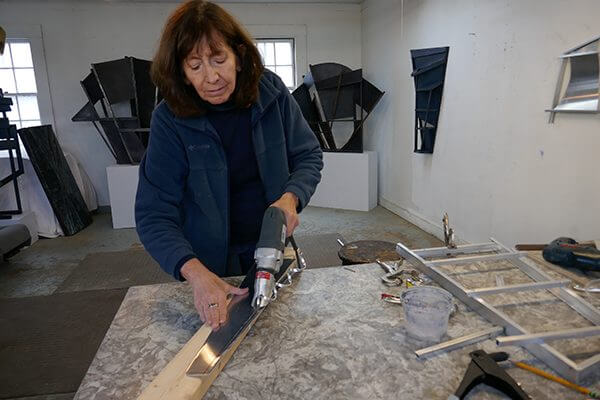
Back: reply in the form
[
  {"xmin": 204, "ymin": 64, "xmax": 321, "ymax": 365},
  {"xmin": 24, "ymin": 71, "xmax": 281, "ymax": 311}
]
[{"xmin": 401, "ymin": 286, "xmax": 453, "ymax": 342}]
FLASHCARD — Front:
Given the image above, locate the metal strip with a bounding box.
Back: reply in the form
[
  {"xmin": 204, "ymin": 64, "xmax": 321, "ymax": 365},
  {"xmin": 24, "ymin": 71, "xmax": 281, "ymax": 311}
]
[
  {"xmin": 428, "ymin": 252, "xmax": 526, "ymax": 267},
  {"xmin": 186, "ymin": 258, "xmax": 297, "ymax": 377},
  {"xmin": 466, "ymin": 280, "xmax": 570, "ymax": 297},
  {"xmin": 577, "ymin": 353, "xmax": 600, "ymax": 372},
  {"xmin": 414, "ymin": 242, "xmax": 500, "ymax": 258},
  {"xmin": 396, "ymin": 241, "xmax": 589, "ymax": 382},
  {"xmin": 415, "ymin": 326, "xmax": 504, "ymax": 358},
  {"xmin": 497, "ymin": 326, "xmax": 600, "ymax": 346}
]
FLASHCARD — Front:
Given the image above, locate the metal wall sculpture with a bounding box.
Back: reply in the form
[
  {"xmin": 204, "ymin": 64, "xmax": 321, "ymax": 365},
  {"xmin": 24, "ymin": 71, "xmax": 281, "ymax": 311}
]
[
  {"xmin": 0, "ymin": 89, "xmax": 24, "ymax": 218},
  {"xmin": 72, "ymin": 57, "xmax": 159, "ymax": 164},
  {"xmin": 292, "ymin": 63, "xmax": 384, "ymax": 153},
  {"xmin": 547, "ymin": 36, "xmax": 600, "ymax": 123},
  {"xmin": 18, "ymin": 125, "xmax": 92, "ymax": 236},
  {"xmin": 410, "ymin": 47, "xmax": 449, "ymax": 154}
]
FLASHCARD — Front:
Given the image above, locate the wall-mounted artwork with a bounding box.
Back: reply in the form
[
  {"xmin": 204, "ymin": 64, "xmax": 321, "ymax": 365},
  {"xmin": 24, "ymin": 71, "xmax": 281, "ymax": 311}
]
[
  {"xmin": 547, "ymin": 36, "xmax": 600, "ymax": 123},
  {"xmin": 410, "ymin": 47, "xmax": 449, "ymax": 154},
  {"xmin": 292, "ymin": 63, "xmax": 384, "ymax": 153}
]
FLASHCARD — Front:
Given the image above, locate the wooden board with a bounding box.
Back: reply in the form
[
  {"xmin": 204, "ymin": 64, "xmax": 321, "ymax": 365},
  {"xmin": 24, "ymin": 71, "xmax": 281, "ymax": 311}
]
[{"xmin": 138, "ymin": 249, "xmax": 297, "ymax": 400}]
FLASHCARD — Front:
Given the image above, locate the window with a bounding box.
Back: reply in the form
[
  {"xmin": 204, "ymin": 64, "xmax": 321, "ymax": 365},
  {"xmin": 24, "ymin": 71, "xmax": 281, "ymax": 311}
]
[
  {"xmin": 0, "ymin": 40, "xmax": 41, "ymax": 129},
  {"xmin": 256, "ymin": 39, "xmax": 296, "ymax": 90}
]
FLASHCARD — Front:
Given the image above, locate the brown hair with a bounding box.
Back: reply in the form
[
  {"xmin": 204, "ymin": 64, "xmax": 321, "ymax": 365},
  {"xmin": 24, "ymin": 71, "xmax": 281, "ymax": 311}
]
[{"xmin": 151, "ymin": 0, "xmax": 264, "ymax": 117}]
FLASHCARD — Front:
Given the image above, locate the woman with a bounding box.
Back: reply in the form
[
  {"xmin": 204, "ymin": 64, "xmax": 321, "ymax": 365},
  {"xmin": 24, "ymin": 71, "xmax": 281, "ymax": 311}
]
[{"xmin": 135, "ymin": 0, "xmax": 323, "ymax": 330}]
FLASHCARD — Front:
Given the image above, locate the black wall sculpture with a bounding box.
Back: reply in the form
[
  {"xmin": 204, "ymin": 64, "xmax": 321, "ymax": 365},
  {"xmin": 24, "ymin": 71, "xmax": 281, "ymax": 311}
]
[
  {"xmin": 292, "ymin": 63, "xmax": 384, "ymax": 153},
  {"xmin": 72, "ymin": 57, "xmax": 159, "ymax": 164},
  {"xmin": 0, "ymin": 89, "xmax": 24, "ymax": 218},
  {"xmin": 410, "ymin": 47, "xmax": 449, "ymax": 153},
  {"xmin": 18, "ymin": 125, "xmax": 92, "ymax": 236}
]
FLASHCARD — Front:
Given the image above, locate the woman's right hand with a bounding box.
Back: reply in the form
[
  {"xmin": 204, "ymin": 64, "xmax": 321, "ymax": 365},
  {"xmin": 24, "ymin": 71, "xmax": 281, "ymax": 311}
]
[{"xmin": 181, "ymin": 258, "xmax": 249, "ymax": 330}]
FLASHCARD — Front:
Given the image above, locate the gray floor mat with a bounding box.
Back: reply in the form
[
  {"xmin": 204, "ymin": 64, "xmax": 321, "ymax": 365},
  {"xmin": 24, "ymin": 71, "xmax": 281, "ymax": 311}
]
[
  {"xmin": 0, "ymin": 289, "xmax": 126, "ymax": 398},
  {"xmin": 56, "ymin": 248, "xmax": 173, "ymax": 293},
  {"xmin": 295, "ymin": 232, "xmax": 345, "ymax": 269}
]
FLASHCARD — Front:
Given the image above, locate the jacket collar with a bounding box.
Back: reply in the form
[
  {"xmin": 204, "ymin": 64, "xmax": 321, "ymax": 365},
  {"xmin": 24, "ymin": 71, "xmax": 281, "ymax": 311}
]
[{"xmin": 250, "ymin": 73, "xmax": 281, "ymax": 125}]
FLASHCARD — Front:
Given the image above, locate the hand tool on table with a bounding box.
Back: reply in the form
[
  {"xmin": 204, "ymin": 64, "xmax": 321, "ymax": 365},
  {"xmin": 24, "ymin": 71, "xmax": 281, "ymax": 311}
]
[
  {"xmin": 376, "ymin": 259, "xmax": 423, "ymax": 287},
  {"xmin": 187, "ymin": 207, "xmax": 306, "ymax": 377},
  {"xmin": 516, "ymin": 237, "xmax": 600, "ymax": 271},
  {"xmin": 513, "ymin": 361, "xmax": 600, "ymax": 398},
  {"xmin": 543, "ymin": 237, "xmax": 600, "ymax": 271},
  {"xmin": 449, "ymin": 350, "xmax": 531, "ymax": 400}
]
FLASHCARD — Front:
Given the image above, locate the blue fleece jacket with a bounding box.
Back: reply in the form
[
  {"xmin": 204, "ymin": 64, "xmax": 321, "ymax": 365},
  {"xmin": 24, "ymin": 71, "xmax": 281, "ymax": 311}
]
[{"xmin": 135, "ymin": 71, "xmax": 323, "ymax": 280}]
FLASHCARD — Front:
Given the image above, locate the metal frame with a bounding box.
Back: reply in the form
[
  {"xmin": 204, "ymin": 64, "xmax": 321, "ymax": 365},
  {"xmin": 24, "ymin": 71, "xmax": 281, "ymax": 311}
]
[{"xmin": 396, "ymin": 239, "xmax": 600, "ymax": 383}]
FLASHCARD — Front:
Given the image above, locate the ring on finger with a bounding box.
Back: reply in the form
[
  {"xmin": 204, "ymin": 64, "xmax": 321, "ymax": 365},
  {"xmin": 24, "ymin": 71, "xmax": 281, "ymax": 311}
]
[{"xmin": 208, "ymin": 302, "xmax": 219, "ymax": 308}]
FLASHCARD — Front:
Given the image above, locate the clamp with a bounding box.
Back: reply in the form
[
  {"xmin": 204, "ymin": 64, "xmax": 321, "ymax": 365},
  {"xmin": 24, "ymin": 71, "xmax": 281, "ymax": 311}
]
[{"xmin": 449, "ymin": 350, "xmax": 531, "ymax": 400}]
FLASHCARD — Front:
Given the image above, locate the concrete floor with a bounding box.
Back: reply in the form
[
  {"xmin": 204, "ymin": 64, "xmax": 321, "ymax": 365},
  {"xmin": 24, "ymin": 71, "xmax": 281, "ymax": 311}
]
[{"xmin": 0, "ymin": 205, "xmax": 440, "ymax": 299}]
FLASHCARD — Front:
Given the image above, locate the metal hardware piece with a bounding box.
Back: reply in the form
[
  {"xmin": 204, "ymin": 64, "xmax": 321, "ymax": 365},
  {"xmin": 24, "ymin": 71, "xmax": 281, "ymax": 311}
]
[
  {"xmin": 397, "ymin": 239, "xmax": 600, "ymax": 383},
  {"xmin": 443, "ymin": 213, "xmax": 456, "ymax": 249},
  {"xmin": 415, "ymin": 326, "xmax": 504, "ymax": 358}
]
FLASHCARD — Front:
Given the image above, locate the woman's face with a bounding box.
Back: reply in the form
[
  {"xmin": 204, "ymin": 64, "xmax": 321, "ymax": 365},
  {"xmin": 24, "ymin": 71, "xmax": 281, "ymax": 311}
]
[{"xmin": 183, "ymin": 36, "xmax": 239, "ymax": 105}]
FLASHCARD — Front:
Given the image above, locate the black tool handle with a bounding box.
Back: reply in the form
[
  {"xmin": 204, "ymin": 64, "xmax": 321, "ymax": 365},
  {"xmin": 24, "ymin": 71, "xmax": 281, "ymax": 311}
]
[{"xmin": 256, "ymin": 206, "xmax": 287, "ymax": 252}]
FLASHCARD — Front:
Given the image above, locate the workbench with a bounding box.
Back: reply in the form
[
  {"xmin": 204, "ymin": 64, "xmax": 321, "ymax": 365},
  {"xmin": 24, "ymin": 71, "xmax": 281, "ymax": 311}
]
[{"xmin": 74, "ymin": 258, "xmax": 600, "ymax": 400}]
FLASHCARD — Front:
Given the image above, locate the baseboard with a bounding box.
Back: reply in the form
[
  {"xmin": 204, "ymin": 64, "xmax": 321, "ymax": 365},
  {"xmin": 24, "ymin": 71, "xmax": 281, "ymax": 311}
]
[{"xmin": 379, "ymin": 197, "xmax": 467, "ymax": 245}]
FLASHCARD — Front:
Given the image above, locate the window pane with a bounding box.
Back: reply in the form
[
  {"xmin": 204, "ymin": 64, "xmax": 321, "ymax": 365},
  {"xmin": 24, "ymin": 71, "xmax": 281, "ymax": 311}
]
[
  {"xmin": 0, "ymin": 69, "xmax": 17, "ymax": 93},
  {"xmin": 275, "ymin": 65, "xmax": 294, "ymax": 88},
  {"xmin": 15, "ymin": 68, "xmax": 37, "ymax": 93},
  {"xmin": 10, "ymin": 43, "xmax": 33, "ymax": 68},
  {"xmin": 0, "ymin": 45, "xmax": 12, "ymax": 68},
  {"xmin": 275, "ymin": 42, "xmax": 292, "ymax": 65},
  {"xmin": 21, "ymin": 120, "xmax": 41, "ymax": 128},
  {"xmin": 17, "ymin": 95, "xmax": 40, "ymax": 120},
  {"xmin": 257, "ymin": 42, "xmax": 265, "ymax": 62},
  {"xmin": 264, "ymin": 42, "xmax": 275, "ymax": 65},
  {"xmin": 5, "ymin": 95, "xmax": 19, "ymax": 121}
]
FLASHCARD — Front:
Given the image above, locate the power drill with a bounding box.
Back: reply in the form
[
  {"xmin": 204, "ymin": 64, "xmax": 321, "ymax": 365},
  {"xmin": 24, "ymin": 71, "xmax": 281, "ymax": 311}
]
[
  {"xmin": 251, "ymin": 207, "xmax": 288, "ymax": 308},
  {"xmin": 543, "ymin": 237, "xmax": 600, "ymax": 271}
]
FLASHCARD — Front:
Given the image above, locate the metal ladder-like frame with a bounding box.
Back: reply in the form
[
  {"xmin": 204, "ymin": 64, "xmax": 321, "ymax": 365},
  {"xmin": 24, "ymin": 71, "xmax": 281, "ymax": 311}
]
[{"xmin": 396, "ymin": 238, "xmax": 600, "ymax": 383}]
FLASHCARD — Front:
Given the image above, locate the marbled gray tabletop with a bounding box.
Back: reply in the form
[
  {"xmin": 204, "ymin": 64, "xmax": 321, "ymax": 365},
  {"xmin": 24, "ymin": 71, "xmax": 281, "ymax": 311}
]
[{"xmin": 75, "ymin": 262, "xmax": 600, "ymax": 400}]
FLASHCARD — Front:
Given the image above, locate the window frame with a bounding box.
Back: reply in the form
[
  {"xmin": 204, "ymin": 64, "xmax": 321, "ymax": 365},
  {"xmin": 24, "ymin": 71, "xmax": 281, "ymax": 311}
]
[
  {"xmin": 246, "ymin": 25, "xmax": 307, "ymax": 91},
  {"xmin": 256, "ymin": 38, "xmax": 296, "ymax": 90},
  {"xmin": 0, "ymin": 25, "xmax": 55, "ymax": 129}
]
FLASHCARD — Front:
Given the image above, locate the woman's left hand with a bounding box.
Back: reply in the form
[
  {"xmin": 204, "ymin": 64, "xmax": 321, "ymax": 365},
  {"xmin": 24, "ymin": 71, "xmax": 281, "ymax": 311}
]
[{"xmin": 271, "ymin": 192, "xmax": 299, "ymax": 237}]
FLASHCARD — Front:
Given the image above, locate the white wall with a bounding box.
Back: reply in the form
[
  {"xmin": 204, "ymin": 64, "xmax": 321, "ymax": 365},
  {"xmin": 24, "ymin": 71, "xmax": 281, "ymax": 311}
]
[
  {"xmin": 0, "ymin": 1, "xmax": 361, "ymax": 205},
  {"xmin": 362, "ymin": 0, "xmax": 600, "ymax": 247}
]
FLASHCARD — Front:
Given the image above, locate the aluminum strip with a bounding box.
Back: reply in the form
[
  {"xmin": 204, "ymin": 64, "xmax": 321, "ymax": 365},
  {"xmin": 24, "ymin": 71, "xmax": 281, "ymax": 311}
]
[
  {"xmin": 414, "ymin": 242, "xmax": 500, "ymax": 258},
  {"xmin": 466, "ymin": 280, "xmax": 570, "ymax": 297},
  {"xmin": 415, "ymin": 326, "xmax": 504, "ymax": 358},
  {"xmin": 497, "ymin": 326, "xmax": 600, "ymax": 346},
  {"xmin": 577, "ymin": 353, "xmax": 600, "ymax": 372},
  {"xmin": 428, "ymin": 252, "xmax": 526, "ymax": 267}
]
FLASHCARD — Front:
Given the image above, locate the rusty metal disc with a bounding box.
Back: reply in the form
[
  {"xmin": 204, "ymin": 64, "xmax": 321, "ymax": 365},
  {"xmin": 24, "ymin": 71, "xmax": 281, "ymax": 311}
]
[{"xmin": 338, "ymin": 240, "xmax": 402, "ymax": 265}]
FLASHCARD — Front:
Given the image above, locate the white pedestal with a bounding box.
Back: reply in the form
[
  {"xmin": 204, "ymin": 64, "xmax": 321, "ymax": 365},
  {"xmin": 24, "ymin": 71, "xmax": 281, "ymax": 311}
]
[
  {"xmin": 309, "ymin": 150, "xmax": 377, "ymax": 212},
  {"xmin": 106, "ymin": 165, "xmax": 139, "ymax": 229},
  {"xmin": 0, "ymin": 211, "xmax": 39, "ymax": 244}
]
